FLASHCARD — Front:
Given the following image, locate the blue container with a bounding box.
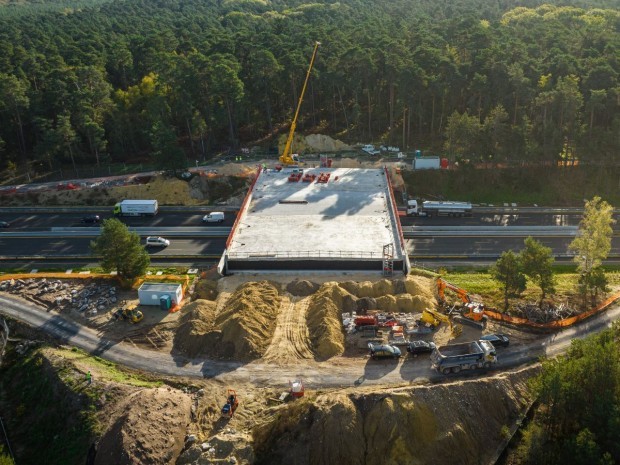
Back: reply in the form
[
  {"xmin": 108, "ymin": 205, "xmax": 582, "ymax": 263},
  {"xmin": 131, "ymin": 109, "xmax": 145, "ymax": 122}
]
[
  {"xmin": 415, "ymin": 150, "xmax": 422, "ymax": 158},
  {"xmin": 160, "ymin": 295, "xmax": 172, "ymax": 311}
]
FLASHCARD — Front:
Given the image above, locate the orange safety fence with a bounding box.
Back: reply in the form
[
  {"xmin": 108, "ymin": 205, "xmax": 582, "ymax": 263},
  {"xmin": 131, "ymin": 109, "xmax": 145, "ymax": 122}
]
[
  {"xmin": 0, "ymin": 272, "xmax": 119, "ymax": 282},
  {"xmin": 484, "ymin": 292, "xmax": 620, "ymax": 329}
]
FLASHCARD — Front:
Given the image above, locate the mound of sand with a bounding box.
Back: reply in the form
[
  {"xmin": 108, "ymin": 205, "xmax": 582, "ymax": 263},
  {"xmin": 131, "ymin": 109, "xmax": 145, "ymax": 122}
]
[
  {"xmin": 174, "ymin": 300, "xmax": 218, "ymax": 358},
  {"xmin": 286, "ymin": 279, "xmax": 320, "ymax": 296},
  {"xmin": 95, "ymin": 387, "xmax": 192, "ymax": 465},
  {"xmin": 192, "ymin": 279, "xmax": 219, "ymax": 301},
  {"xmin": 338, "ymin": 276, "xmax": 436, "ymax": 313},
  {"xmin": 216, "ymin": 281, "xmax": 281, "ymax": 361},
  {"xmin": 306, "ymin": 283, "xmax": 349, "ymax": 360},
  {"xmin": 253, "ymin": 366, "xmax": 537, "ymax": 465},
  {"xmin": 109, "ymin": 175, "xmax": 199, "ymax": 205}
]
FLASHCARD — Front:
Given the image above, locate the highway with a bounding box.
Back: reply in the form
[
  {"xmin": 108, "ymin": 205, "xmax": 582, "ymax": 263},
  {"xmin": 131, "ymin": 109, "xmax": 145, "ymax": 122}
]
[{"xmin": 0, "ymin": 208, "xmax": 616, "ymax": 266}]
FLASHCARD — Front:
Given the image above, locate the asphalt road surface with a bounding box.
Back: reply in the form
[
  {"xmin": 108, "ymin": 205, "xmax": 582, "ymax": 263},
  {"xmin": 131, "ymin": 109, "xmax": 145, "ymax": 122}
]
[{"xmin": 1, "ymin": 294, "xmax": 619, "ymax": 389}]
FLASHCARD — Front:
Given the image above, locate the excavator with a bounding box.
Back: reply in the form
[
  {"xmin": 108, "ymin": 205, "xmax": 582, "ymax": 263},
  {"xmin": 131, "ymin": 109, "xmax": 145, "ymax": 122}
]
[
  {"xmin": 420, "ymin": 308, "xmax": 463, "ymax": 338},
  {"xmin": 436, "ymin": 277, "xmax": 487, "ymax": 329},
  {"xmin": 278, "ymin": 41, "xmax": 320, "ymax": 167}
]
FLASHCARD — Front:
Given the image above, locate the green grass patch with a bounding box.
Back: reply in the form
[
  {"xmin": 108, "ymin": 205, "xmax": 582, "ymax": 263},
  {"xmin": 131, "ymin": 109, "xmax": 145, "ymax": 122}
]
[
  {"xmin": 441, "ymin": 270, "xmax": 597, "ymax": 309},
  {"xmin": 55, "ymin": 347, "xmax": 162, "ymax": 388}
]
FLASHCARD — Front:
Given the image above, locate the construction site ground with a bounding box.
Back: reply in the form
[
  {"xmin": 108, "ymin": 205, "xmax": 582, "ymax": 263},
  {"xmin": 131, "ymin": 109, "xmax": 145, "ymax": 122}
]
[{"xmin": 0, "ymin": 154, "xmax": 604, "ymax": 465}]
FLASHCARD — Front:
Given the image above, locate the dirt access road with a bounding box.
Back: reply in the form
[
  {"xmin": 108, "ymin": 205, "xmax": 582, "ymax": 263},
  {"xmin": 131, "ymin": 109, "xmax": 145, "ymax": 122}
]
[{"xmin": 2, "ymin": 293, "xmax": 619, "ymax": 389}]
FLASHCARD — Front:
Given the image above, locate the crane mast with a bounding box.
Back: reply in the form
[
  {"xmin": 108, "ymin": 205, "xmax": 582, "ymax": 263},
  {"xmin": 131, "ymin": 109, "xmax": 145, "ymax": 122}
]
[{"xmin": 279, "ymin": 41, "xmax": 320, "ymax": 166}]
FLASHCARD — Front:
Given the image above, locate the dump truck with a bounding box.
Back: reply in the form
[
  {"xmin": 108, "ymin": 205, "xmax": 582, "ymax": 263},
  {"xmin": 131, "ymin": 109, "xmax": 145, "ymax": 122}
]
[
  {"xmin": 430, "ymin": 340, "xmax": 497, "ymax": 374},
  {"xmin": 407, "ymin": 200, "xmax": 472, "ymax": 217},
  {"xmin": 113, "ymin": 199, "xmax": 158, "ymax": 217}
]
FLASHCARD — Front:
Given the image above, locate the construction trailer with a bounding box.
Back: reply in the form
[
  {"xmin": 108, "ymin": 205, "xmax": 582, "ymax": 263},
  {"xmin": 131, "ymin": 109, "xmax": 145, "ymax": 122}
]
[{"xmin": 137, "ymin": 283, "xmax": 183, "ymax": 308}]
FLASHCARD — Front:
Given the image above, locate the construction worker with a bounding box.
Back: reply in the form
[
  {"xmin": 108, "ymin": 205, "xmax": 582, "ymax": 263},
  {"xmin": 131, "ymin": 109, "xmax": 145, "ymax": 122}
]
[{"xmin": 86, "ymin": 371, "xmax": 92, "ymax": 385}]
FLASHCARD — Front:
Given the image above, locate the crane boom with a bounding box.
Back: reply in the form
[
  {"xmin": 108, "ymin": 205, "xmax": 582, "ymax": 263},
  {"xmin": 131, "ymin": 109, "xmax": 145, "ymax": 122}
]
[{"xmin": 280, "ymin": 41, "xmax": 320, "ymax": 166}]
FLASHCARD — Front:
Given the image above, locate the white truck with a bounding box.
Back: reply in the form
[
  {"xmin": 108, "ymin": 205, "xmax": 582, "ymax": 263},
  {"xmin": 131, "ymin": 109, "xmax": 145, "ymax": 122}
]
[
  {"xmin": 113, "ymin": 199, "xmax": 159, "ymax": 217},
  {"xmin": 412, "ymin": 156, "xmax": 441, "ymax": 170},
  {"xmin": 406, "ymin": 200, "xmax": 472, "ymax": 217},
  {"xmin": 430, "ymin": 340, "xmax": 497, "ymax": 374},
  {"xmin": 361, "ymin": 144, "xmax": 380, "ymax": 156}
]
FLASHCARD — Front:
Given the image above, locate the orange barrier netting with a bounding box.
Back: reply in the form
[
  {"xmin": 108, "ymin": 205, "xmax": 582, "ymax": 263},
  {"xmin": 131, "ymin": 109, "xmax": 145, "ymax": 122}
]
[{"xmin": 484, "ymin": 292, "xmax": 620, "ymax": 329}]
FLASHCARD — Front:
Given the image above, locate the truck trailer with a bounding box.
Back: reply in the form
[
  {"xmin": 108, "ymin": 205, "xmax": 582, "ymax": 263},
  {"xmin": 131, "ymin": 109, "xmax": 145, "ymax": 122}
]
[
  {"xmin": 113, "ymin": 199, "xmax": 159, "ymax": 217},
  {"xmin": 406, "ymin": 200, "xmax": 472, "ymax": 217},
  {"xmin": 430, "ymin": 340, "xmax": 497, "ymax": 374},
  {"xmin": 412, "ymin": 156, "xmax": 440, "ymax": 170}
]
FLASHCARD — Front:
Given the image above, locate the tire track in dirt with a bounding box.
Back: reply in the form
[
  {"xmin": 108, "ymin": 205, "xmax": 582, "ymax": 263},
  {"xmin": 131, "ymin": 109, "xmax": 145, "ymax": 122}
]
[{"xmin": 263, "ymin": 295, "xmax": 314, "ymax": 362}]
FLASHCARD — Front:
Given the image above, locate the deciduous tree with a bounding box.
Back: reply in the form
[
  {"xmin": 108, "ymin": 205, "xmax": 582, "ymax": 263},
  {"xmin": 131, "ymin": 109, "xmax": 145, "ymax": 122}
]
[{"xmin": 569, "ymin": 196, "xmax": 615, "ymax": 306}]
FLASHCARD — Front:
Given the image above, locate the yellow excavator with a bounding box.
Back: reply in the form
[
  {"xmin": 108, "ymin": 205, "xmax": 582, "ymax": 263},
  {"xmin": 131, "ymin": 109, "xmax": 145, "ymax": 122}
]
[
  {"xmin": 279, "ymin": 41, "xmax": 320, "ymax": 167},
  {"xmin": 420, "ymin": 308, "xmax": 463, "ymax": 337}
]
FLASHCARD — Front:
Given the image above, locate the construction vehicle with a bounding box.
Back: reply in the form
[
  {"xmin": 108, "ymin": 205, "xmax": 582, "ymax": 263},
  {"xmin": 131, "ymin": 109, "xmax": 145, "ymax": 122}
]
[
  {"xmin": 420, "ymin": 308, "xmax": 463, "ymax": 337},
  {"xmin": 406, "ymin": 200, "xmax": 472, "ymax": 217},
  {"xmin": 279, "ymin": 42, "xmax": 320, "ymax": 167},
  {"xmin": 437, "ymin": 278, "xmax": 487, "ymax": 329},
  {"xmin": 114, "ymin": 304, "xmax": 143, "ymax": 324},
  {"xmin": 430, "ymin": 340, "xmax": 497, "ymax": 375},
  {"xmin": 221, "ymin": 389, "xmax": 239, "ymax": 418}
]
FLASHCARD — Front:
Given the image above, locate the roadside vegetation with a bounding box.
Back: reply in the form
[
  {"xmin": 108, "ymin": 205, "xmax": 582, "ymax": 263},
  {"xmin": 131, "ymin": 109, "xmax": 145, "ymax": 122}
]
[
  {"xmin": 506, "ymin": 323, "xmax": 620, "ymax": 465},
  {"xmin": 0, "ymin": 345, "xmax": 161, "ymax": 465}
]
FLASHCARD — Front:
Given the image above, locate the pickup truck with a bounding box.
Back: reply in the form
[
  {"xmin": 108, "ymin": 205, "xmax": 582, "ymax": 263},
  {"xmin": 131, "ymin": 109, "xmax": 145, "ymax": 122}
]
[
  {"xmin": 361, "ymin": 144, "xmax": 380, "ymax": 156},
  {"xmin": 430, "ymin": 340, "xmax": 497, "ymax": 374}
]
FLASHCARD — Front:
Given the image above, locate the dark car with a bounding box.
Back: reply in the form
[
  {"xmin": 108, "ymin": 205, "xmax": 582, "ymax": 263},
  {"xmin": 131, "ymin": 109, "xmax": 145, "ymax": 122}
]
[
  {"xmin": 368, "ymin": 343, "xmax": 401, "ymax": 360},
  {"xmin": 480, "ymin": 333, "xmax": 510, "ymax": 348},
  {"xmin": 406, "ymin": 340, "xmax": 437, "ymax": 356},
  {"xmin": 81, "ymin": 215, "xmax": 101, "ymax": 224},
  {"xmin": 0, "ymin": 221, "xmax": 9, "ymax": 228}
]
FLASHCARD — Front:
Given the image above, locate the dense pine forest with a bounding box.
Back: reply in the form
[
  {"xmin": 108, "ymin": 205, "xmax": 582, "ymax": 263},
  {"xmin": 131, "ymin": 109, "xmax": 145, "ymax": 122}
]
[{"xmin": 0, "ymin": 0, "xmax": 618, "ymax": 173}]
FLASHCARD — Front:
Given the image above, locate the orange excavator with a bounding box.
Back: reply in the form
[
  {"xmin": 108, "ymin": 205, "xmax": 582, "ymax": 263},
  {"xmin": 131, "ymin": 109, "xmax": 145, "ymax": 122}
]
[
  {"xmin": 278, "ymin": 42, "xmax": 320, "ymax": 167},
  {"xmin": 436, "ymin": 278, "xmax": 487, "ymax": 329}
]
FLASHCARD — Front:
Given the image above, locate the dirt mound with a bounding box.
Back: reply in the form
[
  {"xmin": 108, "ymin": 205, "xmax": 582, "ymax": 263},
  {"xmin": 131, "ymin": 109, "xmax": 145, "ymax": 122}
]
[
  {"xmin": 174, "ymin": 300, "xmax": 218, "ymax": 358},
  {"xmin": 338, "ymin": 276, "xmax": 436, "ymax": 313},
  {"xmin": 216, "ymin": 281, "xmax": 281, "ymax": 361},
  {"xmin": 306, "ymin": 283, "xmax": 349, "ymax": 360},
  {"xmin": 286, "ymin": 279, "xmax": 320, "ymax": 296},
  {"xmin": 95, "ymin": 387, "xmax": 192, "ymax": 465},
  {"xmin": 253, "ymin": 366, "xmax": 537, "ymax": 465},
  {"xmin": 109, "ymin": 175, "xmax": 198, "ymax": 205},
  {"xmin": 192, "ymin": 278, "xmax": 219, "ymax": 301}
]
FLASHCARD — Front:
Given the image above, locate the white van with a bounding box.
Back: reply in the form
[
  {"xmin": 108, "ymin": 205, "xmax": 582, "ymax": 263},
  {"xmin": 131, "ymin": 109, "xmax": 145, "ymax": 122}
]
[
  {"xmin": 202, "ymin": 212, "xmax": 225, "ymax": 223},
  {"xmin": 146, "ymin": 236, "xmax": 170, "ymax": 247}
]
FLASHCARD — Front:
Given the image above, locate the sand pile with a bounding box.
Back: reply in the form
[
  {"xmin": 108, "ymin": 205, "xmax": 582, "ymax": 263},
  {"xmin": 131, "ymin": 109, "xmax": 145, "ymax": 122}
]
[
  {"xmin": 253, "ymin": 366, "xmax": 537, "ymax": 465},
  {"xmin": 286, "ymin": 279, "xmax": 320, "ymax": 296},
  {"xmin": 109, "ymin": 175, "xmax": 199, "ymax": 205},
  {"xmin": 95, "ymin": 387, "xmax": 192, "ymax": 465},
  {"xmin": 338, "ymin": 276, "xmax": 436, "ymax": 313},
  {"xmin": 306, "ymin": 283, "xmax": 349, "ymax": 360},
  {"xmin": 215, "ymin": 281, "xmax": 281, "ymax": 361},
  {"xmin": 192, "ymin": 278, "xmax": 219, "ymax": 301},
  {"xmin": 174, "ymin": 300, "xmax": 218, "ymax": 358}
]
